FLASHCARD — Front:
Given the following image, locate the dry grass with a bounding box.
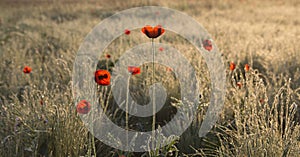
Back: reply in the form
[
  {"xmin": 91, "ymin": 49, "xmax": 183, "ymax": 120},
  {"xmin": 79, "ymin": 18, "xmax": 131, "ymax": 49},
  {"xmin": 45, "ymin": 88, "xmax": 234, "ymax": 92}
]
[{"xmin": 0, "ymin": 0, "xmax": 299, "ymax": 156}]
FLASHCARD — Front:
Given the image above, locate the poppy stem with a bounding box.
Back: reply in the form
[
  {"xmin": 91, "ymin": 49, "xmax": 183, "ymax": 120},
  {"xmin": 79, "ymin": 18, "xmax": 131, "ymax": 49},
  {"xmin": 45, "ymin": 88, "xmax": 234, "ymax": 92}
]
[
  {"xmin": 151, "ymin": 38, "xmax": 156, "ymax": 150},
  {"xmin": 106, "ymin": 60, "xmax": 109, "ymax": 70},
  {"xmin": 125, "ymin": 76, "xmax": 130, "ymax": 150}
]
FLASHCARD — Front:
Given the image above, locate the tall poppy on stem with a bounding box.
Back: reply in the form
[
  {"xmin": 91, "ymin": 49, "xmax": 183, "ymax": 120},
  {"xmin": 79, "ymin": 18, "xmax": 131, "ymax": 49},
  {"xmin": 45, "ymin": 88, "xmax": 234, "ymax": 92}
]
[
  {"xmin": 125, "ymin": 65, "xmax": 140, "ymax": 148},
  {"xmin": 141, "ymin": 24, "xmax": 165, "ymax": 150},
  {"xmin": 141, "ymin": 25, "xmax": 165, "ymax": 39},
  {"xmin": 94, "ymin": 69, "xmax": 111, "ymax": 86}
]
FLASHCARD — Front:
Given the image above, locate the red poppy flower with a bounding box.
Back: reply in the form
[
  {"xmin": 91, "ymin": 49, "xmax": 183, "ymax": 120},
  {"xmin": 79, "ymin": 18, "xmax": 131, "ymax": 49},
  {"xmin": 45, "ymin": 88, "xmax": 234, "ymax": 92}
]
[
  {"xmin": 105, "ymin": 54, "xmax": 111, "ymax": 59},
  {"xmin": 76, "ymin": 100, "xmax": 91, "ymax": 114},
  {"xmin": 203, "ymin": 39, "xmax": 213, "ymax": 51},
  {"xmin": 23, "ymin": 66, "xmax": 32, "ymax": 74},
  {"xmin": 94, "ymin": 70, "xmax": 111, "ymax": 86},
  {"xmin": 236, "ymin": 82, "xmax": 242, "ymax": 88},
  {"xmin": 230, "ymin": 62, "xmax": 236, "ymax": 71},
  {"xmin": 166, "ymin": 67, "xmax": 173, "ymax": 72},
  {"xmin": 244, "ymin": 64, "xmax": 250, "ymax": 72},
  {"xmin": 159, "ymin": 47, "xmax": 164, "ymax": 51},
  {"xmin": 141, "ymin": 25, "xmax": 165, "ymax": 38},
  {"xmin": 124, "ymin": 29, "xmax": 130, "ymax": 35},
  {"xmin": 128, "ymin": 66, "xmax": 141, "ymax": 75},
  {"xmin": 259, "ymin": 99, "xmax": 265, "ymax": 104},
  {"xmin": 40, "ymin": 99, "xmax": 44, "ymax": 105}
]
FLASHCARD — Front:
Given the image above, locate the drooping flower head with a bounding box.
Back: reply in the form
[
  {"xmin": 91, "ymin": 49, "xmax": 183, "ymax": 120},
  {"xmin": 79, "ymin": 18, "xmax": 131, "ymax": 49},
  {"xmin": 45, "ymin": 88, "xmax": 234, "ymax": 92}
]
[
  {"xmin": 94, "ymin": 69, "xmax": 111, "ymax": 86},
  {"xmin": 141, "ymin": 25, "xmax": 165, "ymax": 38},
  {"xmin": 128, "ymin": 66, "xmax": 141, "ymax": 75},
  {"xmin": 23, "ymin": 66, "xmax": 32, "ymax": 74},
  {"xmin": 76, "ymin": 100, "xmax": 91, "ymax": 114}
]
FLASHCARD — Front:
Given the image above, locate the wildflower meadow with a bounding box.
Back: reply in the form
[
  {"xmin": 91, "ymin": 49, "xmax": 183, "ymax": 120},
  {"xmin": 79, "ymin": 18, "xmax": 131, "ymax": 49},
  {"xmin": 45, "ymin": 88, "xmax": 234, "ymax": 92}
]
[{"xmin": 0, "ymin": 0, "xmax": 299, "ymax": 156}]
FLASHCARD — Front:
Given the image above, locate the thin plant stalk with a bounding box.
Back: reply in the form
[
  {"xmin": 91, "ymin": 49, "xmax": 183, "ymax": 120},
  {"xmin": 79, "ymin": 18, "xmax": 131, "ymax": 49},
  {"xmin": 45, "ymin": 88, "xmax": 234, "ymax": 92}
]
[
  {"xmin": 92, "ymin": 132, "xmax": 96, "ymax": 157},
  {"xmin": 151, "ymin": 38, "xmax": 156, "ymax": 152},
  {"xmin": 125, "ymin": 76, "xmax": 130, "ymax": 150}
]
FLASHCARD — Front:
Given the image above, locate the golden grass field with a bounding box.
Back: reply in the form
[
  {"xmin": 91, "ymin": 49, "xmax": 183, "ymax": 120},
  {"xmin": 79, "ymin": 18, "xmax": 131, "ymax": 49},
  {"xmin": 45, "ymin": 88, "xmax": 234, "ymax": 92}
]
[{"xmin": 0, "ymin": 0, "xmax": 300, "ymax": 156}]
